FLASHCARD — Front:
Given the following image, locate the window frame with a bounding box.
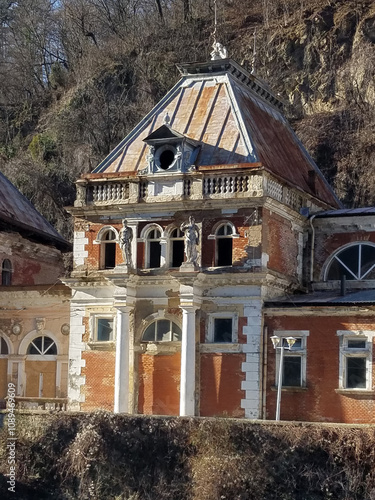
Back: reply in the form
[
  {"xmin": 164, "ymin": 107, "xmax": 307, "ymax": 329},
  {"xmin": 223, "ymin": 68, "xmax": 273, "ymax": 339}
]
[
  {"xmin": 141, "ymin": 318, "xmax": 182, "ymax": 343},
  {"xmin": 274, "ymin": 330, "xmax": 309, "ymax": 389},
  {"xmin": 89, "ymin": 314, "xmax": 115, "ymax": 345},
  {"xmin": 337, "ymin": 330, "xmax": 374, "ymax": 391},
  {"xmin": 206, "ymin": 312, "xmax": 238, "ymax": 344},
  {"xmin": 144, "ymin": 225, "xmax": 162, "ymax": 269},
  {"xmin": 324, "ymin": 242, "xmax": 375, "ymax": 281},
  {"xmin": 168, "ymin": 227, "xmax": 185, "ymax": 268},
  {"xmin": 95, "ymin": 226, "xmax": 119, "ymax": 270},
  {"xmin": 25, "ymin": 335, "xmax": 58, "ymax": 361}
]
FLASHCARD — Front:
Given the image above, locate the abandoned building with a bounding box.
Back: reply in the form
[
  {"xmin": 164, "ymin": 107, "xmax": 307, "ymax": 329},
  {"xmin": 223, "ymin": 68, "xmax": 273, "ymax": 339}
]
[
  {"xmin": 0, "ymin": 171, "xmax": 71, "ymax": 410},
  {"xmin": 65, "ymin": 50, "xmax": 375, "ymax": 424}
]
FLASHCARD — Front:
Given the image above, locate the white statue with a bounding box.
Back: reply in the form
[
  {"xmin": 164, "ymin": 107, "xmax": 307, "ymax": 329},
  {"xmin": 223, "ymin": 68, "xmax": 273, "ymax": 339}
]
[
  {"xmin": 211, "ymin": 42, "xmax": 228, "ymax": 61},
  {"xmin": 180, "ymin": 216, "xmax": 199, "ymax": 265},
  {"xmin": 119, "ymin": 220, "xmax": 133, "ymax": 266}
]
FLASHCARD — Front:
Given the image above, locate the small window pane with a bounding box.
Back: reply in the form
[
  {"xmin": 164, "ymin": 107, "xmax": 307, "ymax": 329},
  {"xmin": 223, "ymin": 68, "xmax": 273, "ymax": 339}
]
[
  {"xmin": 172, "ymin": 323, "xmax": 182, "ymax": 341},
  {"xmin": 214, "ymin": 318, "xmax": 232, "ymax": 343},
  {"xmin": 282, "ymin": 338, "xmax": 302, "ymax": 349},
  {"xmin": 97, "ymin": 319, "xmax": 113, "ymax": 341},
  {"xmin": 143, "ymin": 323, "xmax": 156, "ymax": 341},
  {"xmin": 156, "ymin": 320, "xmax": 171, "ymax": 341},
  {"xmin": 347, "ymin": 339, "xmax": 366, "ymax": 349},
  {"xmin": 283, "ymin": 357, "xmax": 302, "ymax": 386},
  {"xmin": 347, "ymin": 357, "xmax": 366, "ymax": 388}
]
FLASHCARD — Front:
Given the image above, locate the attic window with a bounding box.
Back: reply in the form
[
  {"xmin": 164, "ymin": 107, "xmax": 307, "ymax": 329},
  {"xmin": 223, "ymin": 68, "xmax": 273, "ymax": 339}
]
[
  {"xmin": 325, "ymin": 243, "xmax": 375, "ymax": 281},
  {"xmin": 159, "ymin": 149, "xmax": 175, "ymax": 170}
]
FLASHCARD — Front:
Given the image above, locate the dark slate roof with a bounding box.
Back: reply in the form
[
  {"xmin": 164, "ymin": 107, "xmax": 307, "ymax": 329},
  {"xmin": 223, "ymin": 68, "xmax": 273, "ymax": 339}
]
[
  {"xmin": 91, "ymin": 58, "xmax": 340, "ymax": 209},
  {"xmin": 0, "ymin": 170, "xmax": 70, "ymax": 250},
  {"xmin": 265, "ymin": 289, "xmax": 375, "ymax": 307},
  {"xmin": 313, "ymin": 207, "xmax": 375, "ymax": 218}
]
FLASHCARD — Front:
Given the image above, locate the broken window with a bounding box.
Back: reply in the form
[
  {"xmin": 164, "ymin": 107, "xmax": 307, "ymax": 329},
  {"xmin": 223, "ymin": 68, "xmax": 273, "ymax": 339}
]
[
  {"xmin": 96, "ymin": 318, "xmax": 114, "ymax": 342},
  {"xmin": 326, "ymin": 243, "xmax": 375, "ymax": 280}
]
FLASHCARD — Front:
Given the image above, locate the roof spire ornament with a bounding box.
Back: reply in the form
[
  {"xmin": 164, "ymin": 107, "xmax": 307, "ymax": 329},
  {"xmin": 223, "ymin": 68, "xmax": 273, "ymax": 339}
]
[
  {"xmin": 210, "ymin": 0, "xmax": 228, "ymax": 61},
  {"xmin": 163, "ymin": 112, "xmax": 170, "ymax": 125}
]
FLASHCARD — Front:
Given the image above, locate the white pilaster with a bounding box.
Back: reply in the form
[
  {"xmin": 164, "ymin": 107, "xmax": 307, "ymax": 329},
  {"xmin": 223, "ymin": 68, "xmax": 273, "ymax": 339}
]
[
  {"xmin": 180, "ymin": 304, "xmax": 197, "ymax": 416},
  {"xmin": 114, "ymin": 306, "xmax": 131, "ymax": 413}
]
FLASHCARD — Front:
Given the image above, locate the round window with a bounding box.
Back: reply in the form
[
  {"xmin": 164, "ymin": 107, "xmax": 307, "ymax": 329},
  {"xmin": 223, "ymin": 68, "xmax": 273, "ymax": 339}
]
[{"xmin": 159, "ymin": 149, "xmax": 175, "ymax": 170}]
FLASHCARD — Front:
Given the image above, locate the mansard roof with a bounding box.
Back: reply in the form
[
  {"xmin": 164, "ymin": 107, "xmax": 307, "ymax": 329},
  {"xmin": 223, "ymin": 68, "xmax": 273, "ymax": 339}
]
[
  {"xmin": 0, "ymin": 170, "xmax": 70, "ymax": 250},
  {"xmin": 92, "ymin": 58, "xmax": 340, "ymax": 208}
]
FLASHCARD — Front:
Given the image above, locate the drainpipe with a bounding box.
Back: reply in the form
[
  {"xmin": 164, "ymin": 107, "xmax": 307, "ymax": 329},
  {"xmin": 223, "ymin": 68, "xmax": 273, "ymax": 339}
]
[
  {"xmin": 309, "ymin": 214, "xmax": 317, "ymax": 284},
  {"xmin": 262, "ymin": 325, "xmax": 268, "ymax": 419}
]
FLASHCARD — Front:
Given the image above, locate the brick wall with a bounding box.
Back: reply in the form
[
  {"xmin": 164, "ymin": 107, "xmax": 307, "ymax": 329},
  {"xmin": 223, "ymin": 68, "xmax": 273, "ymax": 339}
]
[
  {"xmin": 138, "ymin": 352, "xmax": 181, "ymax": 415},
  {"xmin": 265, "ymin": 314, "xmax": 375, "ymax": 423},
  {"xmin": 263, "ymin": 209, "xmax": 299, "ymax": 278},
  {"xmin": 81, "ymin": 351, "xmax": 115, "ymax": 411},
  {"xmin": 200, "ymin": 353, "xmax": 246, "ymax": 417}
]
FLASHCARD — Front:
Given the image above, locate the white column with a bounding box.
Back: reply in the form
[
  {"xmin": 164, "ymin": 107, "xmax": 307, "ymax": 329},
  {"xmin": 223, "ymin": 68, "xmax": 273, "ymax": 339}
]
[
  {"xmin": 114, "ymin": 306, "xmax": 131, "ymax": 413},
  {"xmin": 180, "ymin": 305, "xmax": 197, "ymax": 416}
]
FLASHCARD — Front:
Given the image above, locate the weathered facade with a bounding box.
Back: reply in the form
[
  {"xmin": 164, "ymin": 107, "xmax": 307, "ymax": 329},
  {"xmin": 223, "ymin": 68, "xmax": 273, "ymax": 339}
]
[
  {"xmin": 0, "ymin": 171, "xmax": 71, "ymax": 410},
  {"xmin": 65, "ymin": 54, "xmax": 375, "ymax": 423}
]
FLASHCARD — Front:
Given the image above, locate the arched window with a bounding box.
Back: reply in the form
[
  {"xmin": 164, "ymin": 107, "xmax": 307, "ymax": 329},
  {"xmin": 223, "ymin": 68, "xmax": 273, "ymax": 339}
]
[
  {"xmin": 216, "ymin": 224, "xmax": 233, "ymax": 266},
  {"xmin": 325, "ymin": 243, "xmax": 375, "ymax": 281},
  {"xmin": 146, "ymin": 228, "xmax": 162, "ymax": 268},
  {"xmin": 1, "ymin": 259, "xmax": 12, "ymax": 286},
  {"xmin": 100, "ymin": 229, "xmax": 117, "ymax": 269},
  {"xmin": 0, "ymin": 336, "xmax": 9, "ymax": 354},
  {"xmin": 170, "ymin": 228, "xmax": 184, "ymax": 267},
  {"xmin": 27, "ymin": 336, "xmax": 57, "ymax": 356},
  {"xmin": 142, "ymin": 320, "xmax": 182, "ymax": 342}
]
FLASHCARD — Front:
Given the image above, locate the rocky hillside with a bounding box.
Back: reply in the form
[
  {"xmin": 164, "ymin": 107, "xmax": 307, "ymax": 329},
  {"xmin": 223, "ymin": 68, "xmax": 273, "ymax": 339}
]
[{"xmin": 0, "ymin": 0, "xmax": 374, "ymax": 238}]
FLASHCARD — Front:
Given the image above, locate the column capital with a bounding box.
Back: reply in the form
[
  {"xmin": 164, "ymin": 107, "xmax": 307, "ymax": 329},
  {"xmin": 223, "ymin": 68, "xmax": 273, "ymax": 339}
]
[{"xmin": 114, "ymin": 304, "xmax": 133, "ymax": 314}]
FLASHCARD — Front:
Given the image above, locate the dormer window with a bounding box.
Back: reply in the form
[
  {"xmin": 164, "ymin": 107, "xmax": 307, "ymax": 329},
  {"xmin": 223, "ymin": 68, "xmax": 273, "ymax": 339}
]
[
  {"xmin": 142, "ymin": 124, "xmax": 199, "ymax": 175},
  {"xmin": 155, "ymin": 145, "xmax": 177, "ymax": 171}
]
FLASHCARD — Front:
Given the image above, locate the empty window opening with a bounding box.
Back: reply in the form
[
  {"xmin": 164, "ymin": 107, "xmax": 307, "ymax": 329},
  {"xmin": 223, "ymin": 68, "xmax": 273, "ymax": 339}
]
[
  {"xmin": 347, "ymin": 357, "xmax": 366, "ymax": 389},
  {"xmin": 101, "ymin": 230, "xmax": 117, "ymax": 269},
  {"xmin": 216, "ymin": 224, "xmax": 233, "ymax": 266},
  {"xmin": 159, "ymin": 149, "xmax": 175, "ymax": 170},
  {"xmin": 214, "ymin": 318, "xmax": 233, "ymax": 343},
  {"xmin": 147, "ymin": 229, "xmax": 161, "ymax": 268},
  {"xmin": 170, "ymin": 228, "xmax": 184, "ymax": 267},
  {"xmin": 1, "ymin": 259, "xmax": 12, "ymax": 286}
]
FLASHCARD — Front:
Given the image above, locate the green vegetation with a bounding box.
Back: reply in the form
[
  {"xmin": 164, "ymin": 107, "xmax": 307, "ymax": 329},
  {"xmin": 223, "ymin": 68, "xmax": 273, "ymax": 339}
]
[{"xmin": 1, "ymin": 412, "xmax": 375, "ymax": 499}]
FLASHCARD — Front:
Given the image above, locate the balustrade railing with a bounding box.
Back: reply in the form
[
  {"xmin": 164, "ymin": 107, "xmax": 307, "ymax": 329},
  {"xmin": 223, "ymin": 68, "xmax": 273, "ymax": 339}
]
[
  {"xmin": 90, "ymin": 182, "xmax": 129, "ymax": 203},
  {"xmin": 10, "ymin": 397, "xmax": 68, "ymax": 411}
]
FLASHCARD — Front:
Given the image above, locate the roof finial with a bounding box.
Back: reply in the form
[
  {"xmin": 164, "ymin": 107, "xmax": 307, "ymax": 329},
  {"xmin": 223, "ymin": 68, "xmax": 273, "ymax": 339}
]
[
  {"xmin": 210, "ymin": 0, "xmax": 228, "ymax": 60},
  {"xmin": 163, "ymin": 112, "xmax": 170, "ymax": 125}
]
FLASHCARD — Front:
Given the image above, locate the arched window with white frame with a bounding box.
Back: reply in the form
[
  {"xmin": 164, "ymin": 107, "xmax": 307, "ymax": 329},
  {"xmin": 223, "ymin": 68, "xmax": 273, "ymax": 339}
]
[
  {"xmin": 216, "ymin": 223, "xmax": 234, "ymax": 266},
  {"xmin": 24, "ymin": 335, "xmax": 58, "ymax": 398},
  {"xmin": 324, "ymin": 242, "xmax": 375, "ymax": 281},
  {"xmin": 145, "ymin": 227, "xmax": 162, "ymax": 268},
  {"xmin": 97, "ymin": 227, "xmax": 117, "ymax": 269},
  {"xmin": 169, "ymin": 227, "xmax": 185, "ymax": 268},
  {"xmin": 142, "ymin": 319, "xmax": 182, "ymax": 342}
]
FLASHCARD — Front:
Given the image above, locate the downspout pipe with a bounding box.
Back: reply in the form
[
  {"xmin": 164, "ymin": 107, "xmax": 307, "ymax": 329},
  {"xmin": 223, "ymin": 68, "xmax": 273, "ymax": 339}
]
[{"xmin": 309, "ymin": 214, "xmax": 317, "ymax": 284}]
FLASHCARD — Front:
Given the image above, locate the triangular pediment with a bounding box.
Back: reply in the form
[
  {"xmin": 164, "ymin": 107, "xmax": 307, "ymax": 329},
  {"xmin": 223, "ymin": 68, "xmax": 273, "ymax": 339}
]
[{"xmin": 144, "ymin": 124, "xmax": 185, "ymax": 142}]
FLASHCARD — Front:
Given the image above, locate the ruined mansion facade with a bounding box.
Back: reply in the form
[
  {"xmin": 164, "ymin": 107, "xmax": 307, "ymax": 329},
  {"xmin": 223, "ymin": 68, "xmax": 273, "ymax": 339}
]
[{"xmin": 65, "ymin": 57, "xmax": 375, "ymax": 423}]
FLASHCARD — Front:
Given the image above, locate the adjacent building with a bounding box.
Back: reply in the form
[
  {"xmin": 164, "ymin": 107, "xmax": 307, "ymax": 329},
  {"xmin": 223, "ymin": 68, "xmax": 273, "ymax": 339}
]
[{"xmin": 0, "ymin": 171, "xmax": 71, "ymax": 410}]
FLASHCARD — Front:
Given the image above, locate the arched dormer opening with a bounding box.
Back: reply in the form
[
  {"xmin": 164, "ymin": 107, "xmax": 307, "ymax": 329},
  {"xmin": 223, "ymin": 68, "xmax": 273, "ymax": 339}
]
[{"xmin": 324, "ymin": 242, "xmax": 375, "ymax": 281}]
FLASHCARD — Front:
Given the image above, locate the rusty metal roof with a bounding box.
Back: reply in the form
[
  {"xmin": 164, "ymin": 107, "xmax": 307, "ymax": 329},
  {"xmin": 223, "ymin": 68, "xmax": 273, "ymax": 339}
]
[
  {"xmin": 0, "ymin": 170, "xmax": 70, "ymax": 249},
  {"xmin": 93, "ymin": 58, "xmax": 340, "ymax": 208}
]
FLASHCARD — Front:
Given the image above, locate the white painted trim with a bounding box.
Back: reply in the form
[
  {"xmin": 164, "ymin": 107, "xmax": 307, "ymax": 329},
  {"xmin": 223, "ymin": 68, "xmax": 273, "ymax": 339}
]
[
  {"xmin": 206, "ymin": 312, "xmax": 239, "ymax": 343},
  {"xmin": 18, "ymin": 330, "xmax": 60, "ymax": 356}
]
